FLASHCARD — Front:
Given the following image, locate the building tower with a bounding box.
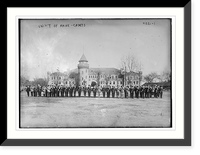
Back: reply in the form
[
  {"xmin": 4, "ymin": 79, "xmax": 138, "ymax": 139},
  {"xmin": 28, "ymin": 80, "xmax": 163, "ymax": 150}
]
[{"xmin": 77, "ymin": 54, "xmax": 89, "ymax": 87}]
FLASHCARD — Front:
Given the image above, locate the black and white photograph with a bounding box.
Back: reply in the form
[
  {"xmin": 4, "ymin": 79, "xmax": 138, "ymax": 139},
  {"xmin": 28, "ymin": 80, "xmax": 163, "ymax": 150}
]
[{"xmin": 20, "ymin": 19, "xmax": 172, "ymax": 128}]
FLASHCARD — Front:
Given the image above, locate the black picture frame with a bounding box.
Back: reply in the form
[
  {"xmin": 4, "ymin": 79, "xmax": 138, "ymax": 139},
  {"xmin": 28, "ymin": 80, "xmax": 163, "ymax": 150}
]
[{"xmin": 2, "ymin": 2, "xmax": 191, "ymax": 146}]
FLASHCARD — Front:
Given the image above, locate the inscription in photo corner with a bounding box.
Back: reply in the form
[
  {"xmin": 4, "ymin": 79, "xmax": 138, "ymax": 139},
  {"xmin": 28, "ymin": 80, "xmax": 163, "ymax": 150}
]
[
  {"xmin": 143, "ymin": 21, "xmax": 156, "ymax": 25},
  {"xmin": 38, "ymin": 23, "xmax": 86, "ymax": 28}
]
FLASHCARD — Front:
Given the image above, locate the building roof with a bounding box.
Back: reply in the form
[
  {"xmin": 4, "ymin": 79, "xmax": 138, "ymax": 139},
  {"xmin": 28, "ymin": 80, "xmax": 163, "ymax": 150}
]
[
  {"xmin": 142, "ymin": 82, "xmax": 171, "ymax": 87},
  {"xmin": 125, "ymin": 71, "xmax": 140, "ymax": 76},
  {"xmin": 50, "ymin": 72, "xmax": 66, "ymax": 76},
  {"xmin": 89, "ymin": 68, "xmax": 120, "ymax": 75},
  {"xmin": 79, "ymin": 54, "xmax": 88, "ymax": 62}
]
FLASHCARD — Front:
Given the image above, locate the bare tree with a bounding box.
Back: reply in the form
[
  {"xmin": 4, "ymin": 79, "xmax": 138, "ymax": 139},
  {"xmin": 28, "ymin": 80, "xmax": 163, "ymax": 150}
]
[
  {"xmin": 120, "ymin": 54, "xmax": 143, "ymax": 86},
  {"xmin": 144, "ymin": 72, "xmax": 159, "ymax": 83},
  {"xmin": 120, "ymin": 54, "xmax": 141, "ymax": 72},
  {"xmin": 161, "ymin": 70, "xmax": 171, "ymax": 82}
]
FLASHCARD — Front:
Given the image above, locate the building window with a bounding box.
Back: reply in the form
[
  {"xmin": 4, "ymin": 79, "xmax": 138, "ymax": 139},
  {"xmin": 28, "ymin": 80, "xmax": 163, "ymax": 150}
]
[
  {"xmin": 66, "ymin": 81, "xmax": 68, "ymax": 84},
  {"xmin": 121, "ymin": 81, "xmax": 123, "ymax": 84},
  {"xmin": 82, "ymin": 77, "xmax": 84, "ymax": 80},
  {"xmin": 82, "ymin": 71, "xmax": 84, "ymax": 74},
  {"xmin": 86, "ymin": 76, "xmax": 87, "ymax": 79},
  {"xmin": 136, "ymin": 81, "xmax": 138, "ymax": 84},
  {"xmin": 113, "ymin": 81, "xmax": 115, "ymax": 85}
]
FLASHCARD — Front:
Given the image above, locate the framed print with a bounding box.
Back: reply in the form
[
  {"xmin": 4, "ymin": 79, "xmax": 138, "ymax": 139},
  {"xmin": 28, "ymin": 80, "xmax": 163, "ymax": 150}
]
[{"xmin": 3, "ymin": 2, "xmax": 191, "ymax": 146}]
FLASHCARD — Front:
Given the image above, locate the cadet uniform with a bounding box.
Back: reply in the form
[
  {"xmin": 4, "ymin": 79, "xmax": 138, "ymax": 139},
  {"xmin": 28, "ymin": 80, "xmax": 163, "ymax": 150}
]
[
  {"xmin": 116, "ymin": 87, "xmax": 120, "ymax": 98},
  {"xmin": 135, "ymin": 86, "xmax": 139, "ymax": 98},
  {"xmin": 160, "ymin": 86, "xmax": 163, "ymax": 98},
  {"xmin": 129, "ymin": 86, "xmax": 133, "ymax": 98},
  {"xmin": 106, "ymin": 87, "xmax": 110, "ymax": 98},
  {"xmin": 26, "ymin": 86, "xmax": 30, "ymax": 97},
  {"xmin": 88, "ymin": 87, "xmax": 91, "ymax": 97},
  {"xmin": 124, "ymin": 87, "xmax": 128, "ymax": 98},
  {"xmin": 65, "ymin": 87, "xmax": 69, "ymax": 97},
  {"xmin": 78, "ymin": 86, "xmax": 82, "ymax": 97},
  {"xmin": 102, "ymin": 87, "xmax": 106, "ymax": 98},
  {"xmin": 111, "ymin": 87, "xmax": 115, "ymax": 98},
  {"xmin": 140, "ymin": 86, "xmax": 144, "ymax": 99},
  {"xmin": 83, "ymin": 87, "xmax": 87, "ymax": 97}
]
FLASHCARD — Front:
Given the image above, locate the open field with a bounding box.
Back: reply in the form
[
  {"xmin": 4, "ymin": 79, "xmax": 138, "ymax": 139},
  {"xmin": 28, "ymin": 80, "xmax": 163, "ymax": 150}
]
[{"xmin": 20, "ymin": 91, "xmax": 171, "ymax": 128}]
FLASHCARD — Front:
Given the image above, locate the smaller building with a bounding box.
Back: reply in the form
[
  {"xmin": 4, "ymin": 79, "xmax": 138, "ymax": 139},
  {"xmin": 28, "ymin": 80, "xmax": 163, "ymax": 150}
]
[
  {"xmin": 142, "ymin": 82, "xmax": 171, "ymax": 90},
  {"xmin": 124, "ymin": 71, "xmax": 142, "ymax": 86},
  {"xmin": 47, "ymin": 71, "xmax": 75, "ymax": 86}
]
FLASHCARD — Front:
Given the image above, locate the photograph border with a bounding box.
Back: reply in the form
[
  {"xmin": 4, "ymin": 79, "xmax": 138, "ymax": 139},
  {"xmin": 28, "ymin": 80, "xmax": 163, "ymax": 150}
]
[
  {"xmin": 18, "ymin": 18, "xmax": 173, "ymax": 129},
  {"xmin": 2, "ymin": 2, "xmax": 191, "ymax": 146}
]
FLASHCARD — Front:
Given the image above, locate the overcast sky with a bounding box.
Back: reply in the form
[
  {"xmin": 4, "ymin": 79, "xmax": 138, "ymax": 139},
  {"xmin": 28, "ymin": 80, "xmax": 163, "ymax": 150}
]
[{"xmin": 20, "ymin": 19, "xmax": 171, "ymax": 80}]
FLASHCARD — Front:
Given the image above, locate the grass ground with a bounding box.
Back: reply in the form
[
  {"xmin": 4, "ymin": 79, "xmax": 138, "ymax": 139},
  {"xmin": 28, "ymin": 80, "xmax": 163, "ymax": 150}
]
[{"xmin": 20, "ymin": 91, "xmax": 171, "ymax": 128}]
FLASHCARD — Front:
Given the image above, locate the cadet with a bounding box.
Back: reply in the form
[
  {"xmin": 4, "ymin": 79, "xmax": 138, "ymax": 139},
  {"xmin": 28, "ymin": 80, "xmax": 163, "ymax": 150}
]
[
  {"xmin": 116, "ymin": 86, "xmax": 120, "ymax": 98},
  {"xmin": 65, "ymin": 86, "xmax": 69, "ymax": 97},
  {"xmin": 97, "ymin": 86, "xmax": 101, "ymax": 97},
  {"xmin": 135, "ymin": 86, "xmax": 139, "ymax": 98},
  {"xmin": 149, "ymin": 86, "xmax": 152, "ymax": 98},
  {"xmin": 93, "ymin": 86, "xmax": 97, "ymax": 97},
  {"xmin": 111, "ymin": 86, "xmax": 115, "ymax": 98},
  {"xmin": 124, "ymin": 86, "xmax": 128, "ymax": 98},
  {"xmin": 30, "ymin": 86, "xmax": 34, "ymax": 96},
  {"xmin": 33, "ymin": 86, "xmax": 37, "ymax": 97},
  {"xmin": 120, "ymin": 86, "xmax": 124, "ymax": 98},
  {"xmin": 88, "ymin": 86, "xmax": 91, "ymax": 97},
  {"xmin": 78, "ymin": 86, "xmax": 82, "ymax": 97},
  {"xmin": 146, "ymin": 86, "xmax": 149, "ymax": 98},
  {"xmin": 106, "ymin": 86, "xmax": 110, "ymax": 98},
  {"xmin": 157, "ymin": 86, "xmax": 161, "ymax": 98},
  {"xmin": 154, "ymin": 85, "xmax": 158, "ymax": 98},
  {"xmin": 129, "ymin": 85, "xmax": 134, "ymax": 98},
  {"xmin": 52, "ymin": 86, "xmax": 55, "ymax": 97},
  {"xmin": 140, "ymin": 86, "xmax": 144, "ymax": 99},
  {"xmin": 26, "ymin": 86, "xmax": 30, "ymax": 97},
  {"xmin": 83, "ymin": 86, "xmax": 87, "ymax": 97},
  {"xmin": 159, "ymin": 86, "xmax": 163, "ymax": 98},
  {"xmin": 49, "ymin": 86, "xmax": 52, "ymax": 97},
  {"xmin": 73, "ymin": 86, "xmax": 77, "ymax": 97},
  {"xmin": 102, "ymin": 86, "xmax": 106, "ymax": 98},
  {"xmin": 69, "ymin": 86, "xmax": 73, "ymax": 97},
  {"xmin": 45, "ymin": 86, "xmax": 48, "ymax": 97}
]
